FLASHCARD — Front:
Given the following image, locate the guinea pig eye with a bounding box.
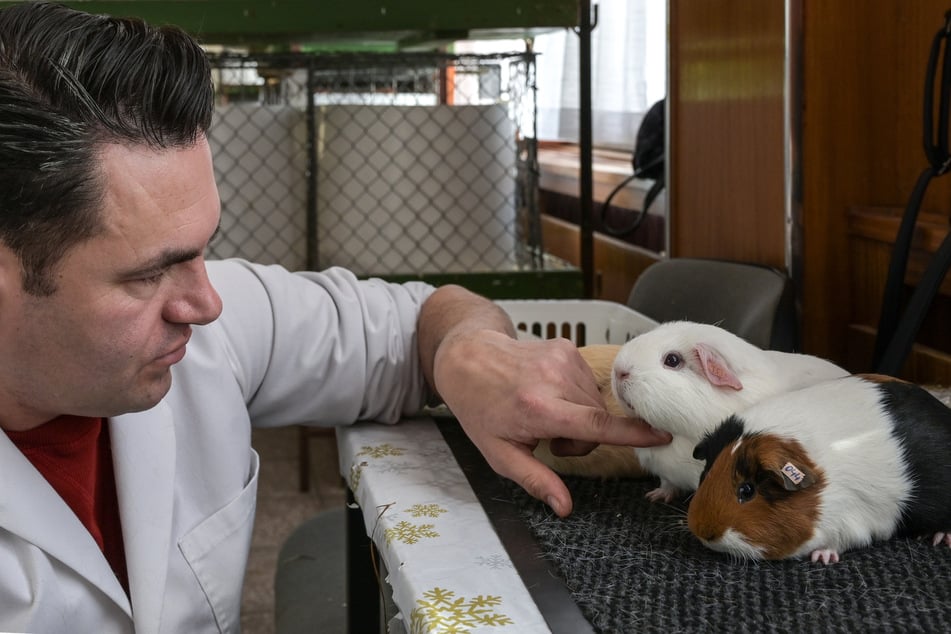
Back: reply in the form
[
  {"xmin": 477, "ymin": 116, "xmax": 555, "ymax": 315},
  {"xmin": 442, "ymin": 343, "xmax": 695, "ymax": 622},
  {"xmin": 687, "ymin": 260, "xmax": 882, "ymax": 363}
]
[
  {"xmin": 736, "ymin": 482, "xmax": 755, "ymax": 504},
  {"xmin": 663, "ymin": 352, "xmax": 684, "ymax": 369}
]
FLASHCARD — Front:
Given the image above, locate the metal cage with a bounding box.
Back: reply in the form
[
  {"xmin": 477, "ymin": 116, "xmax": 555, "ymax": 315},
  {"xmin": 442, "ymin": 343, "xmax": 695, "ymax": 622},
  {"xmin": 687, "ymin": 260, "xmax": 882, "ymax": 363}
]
[{"xmin": 205, "ymin": 51, "xmax": 544, "ymax": 279}]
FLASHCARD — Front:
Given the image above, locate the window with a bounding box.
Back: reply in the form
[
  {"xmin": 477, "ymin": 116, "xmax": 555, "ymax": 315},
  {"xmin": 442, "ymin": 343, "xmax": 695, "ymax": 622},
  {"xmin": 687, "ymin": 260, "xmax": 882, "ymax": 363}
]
[{"xmin": 534, "ymin": 0, "xmax": 666, "ymax": 150}]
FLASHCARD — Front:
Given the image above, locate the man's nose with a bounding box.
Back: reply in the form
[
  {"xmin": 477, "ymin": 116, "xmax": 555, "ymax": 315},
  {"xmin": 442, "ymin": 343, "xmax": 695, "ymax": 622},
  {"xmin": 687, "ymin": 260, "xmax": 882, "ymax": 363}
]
[{"xmin": 163, "ymin": 260, "xmax": 223, "ymax": 325}]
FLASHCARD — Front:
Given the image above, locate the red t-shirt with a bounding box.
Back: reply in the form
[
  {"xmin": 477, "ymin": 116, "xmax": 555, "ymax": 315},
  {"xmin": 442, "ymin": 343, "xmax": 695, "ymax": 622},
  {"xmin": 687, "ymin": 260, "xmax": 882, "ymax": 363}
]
[{"xmin": 6, "ymin": 416, "xmax": 129, "ymax": 594}]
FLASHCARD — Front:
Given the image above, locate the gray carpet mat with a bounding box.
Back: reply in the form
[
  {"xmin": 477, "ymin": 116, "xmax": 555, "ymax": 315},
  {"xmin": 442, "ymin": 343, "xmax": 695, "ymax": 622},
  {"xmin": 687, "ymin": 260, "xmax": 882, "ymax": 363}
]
[{"xmin": 499, "ymin": 475, "xmax": 951, "ymax": 633}]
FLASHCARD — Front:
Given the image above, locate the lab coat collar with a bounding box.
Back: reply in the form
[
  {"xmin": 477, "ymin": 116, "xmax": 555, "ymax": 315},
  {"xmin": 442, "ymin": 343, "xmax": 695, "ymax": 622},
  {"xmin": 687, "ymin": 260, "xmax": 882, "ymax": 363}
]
[
  {"xmin": 0, "ymin": 420, "xmax": 132, "ymax": 616},
  {"xmin": 110, "ymin": 402, "xmax": 177, "ymax": 634}
]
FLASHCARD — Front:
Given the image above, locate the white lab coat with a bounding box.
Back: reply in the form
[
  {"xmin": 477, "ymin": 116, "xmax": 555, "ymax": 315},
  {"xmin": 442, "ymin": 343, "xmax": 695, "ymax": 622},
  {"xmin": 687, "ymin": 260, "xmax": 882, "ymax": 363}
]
[{"xmin": 0, "ymin": 260, "xmax": 435, "ymax": 633}]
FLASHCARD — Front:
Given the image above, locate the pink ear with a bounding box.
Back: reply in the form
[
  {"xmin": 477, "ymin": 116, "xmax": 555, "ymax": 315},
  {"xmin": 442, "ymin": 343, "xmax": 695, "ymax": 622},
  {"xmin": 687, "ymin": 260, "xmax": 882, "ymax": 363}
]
[{"xmin": 694, "ymin": 343, "xmax": 743, "ymax": 390}]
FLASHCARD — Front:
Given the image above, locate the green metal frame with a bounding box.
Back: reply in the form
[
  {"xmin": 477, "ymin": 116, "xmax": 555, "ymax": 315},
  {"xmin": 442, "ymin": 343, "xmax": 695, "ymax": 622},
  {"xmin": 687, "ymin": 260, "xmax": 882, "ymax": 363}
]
[
  {"xmin": 369, "ymin": 270, "xmax": 584, "ymax": 300},
  {"xmin": 0, "ymin": 0, "xmax": 591, "ymax": 300},
  {"xmin": 0, "ymin": 1, "xmax": 578, "ymax": 47}
]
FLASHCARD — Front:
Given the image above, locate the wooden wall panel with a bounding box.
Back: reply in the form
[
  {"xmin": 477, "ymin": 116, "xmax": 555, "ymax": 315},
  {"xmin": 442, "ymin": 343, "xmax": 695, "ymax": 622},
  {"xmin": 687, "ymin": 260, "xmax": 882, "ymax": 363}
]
[
  {"xmin": 801, "ymin": 0, "xmax": 951, "ymax": 369},
  {"xmin": 668, "ymin": 0, "xmax": 787, "ymax": 268},
  {"xmin": 668, "ymin": 0, "xmax": 951, "ymax": 379},
  {"xmin": 540, "ymin": 215, "xmax": 661, "ymax": 304}
]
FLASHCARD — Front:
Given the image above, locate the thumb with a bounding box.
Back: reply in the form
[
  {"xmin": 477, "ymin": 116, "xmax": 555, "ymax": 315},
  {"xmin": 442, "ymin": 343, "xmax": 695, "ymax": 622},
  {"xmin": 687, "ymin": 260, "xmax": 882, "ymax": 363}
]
[{"xmin": 521, "ymin": 464, "xmax": 574, "ymax": 518}]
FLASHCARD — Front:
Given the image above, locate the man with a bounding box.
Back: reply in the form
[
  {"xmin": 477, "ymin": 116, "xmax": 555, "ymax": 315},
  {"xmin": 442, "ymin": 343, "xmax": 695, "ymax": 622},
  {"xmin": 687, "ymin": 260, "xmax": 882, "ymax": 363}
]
[{"xmin": 0, "ymin": 2, "xmax": 669, "ymax": 631}]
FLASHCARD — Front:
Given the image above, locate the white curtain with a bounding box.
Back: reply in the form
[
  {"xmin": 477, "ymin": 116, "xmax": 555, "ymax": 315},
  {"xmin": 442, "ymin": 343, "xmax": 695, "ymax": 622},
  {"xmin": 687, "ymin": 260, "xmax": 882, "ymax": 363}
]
[{"xmin": 534, "ymin": 0, "xmax": 667, "ymax": 150}]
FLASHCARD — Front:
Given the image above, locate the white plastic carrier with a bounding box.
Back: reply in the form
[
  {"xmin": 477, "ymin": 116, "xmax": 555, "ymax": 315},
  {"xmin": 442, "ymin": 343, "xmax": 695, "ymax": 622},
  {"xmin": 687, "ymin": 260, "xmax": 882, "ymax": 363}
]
[{"xmin": 495, "ymin": 299, "xmax": 658, "ymax": 346}]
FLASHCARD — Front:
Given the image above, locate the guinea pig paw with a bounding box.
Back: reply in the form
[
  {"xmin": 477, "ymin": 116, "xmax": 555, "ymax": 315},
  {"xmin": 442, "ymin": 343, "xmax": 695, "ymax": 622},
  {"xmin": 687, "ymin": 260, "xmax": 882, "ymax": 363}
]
[
  {"xmin": 645, "ymin": 485, "xmax": 678, "ymax": 503},
  {"xmin": 931, "ymin": 532, "xmax": 951, "ymax": 547},
  {"xmin": 809, "ymin": 549, "xmax": 840, "ymax": 565}
]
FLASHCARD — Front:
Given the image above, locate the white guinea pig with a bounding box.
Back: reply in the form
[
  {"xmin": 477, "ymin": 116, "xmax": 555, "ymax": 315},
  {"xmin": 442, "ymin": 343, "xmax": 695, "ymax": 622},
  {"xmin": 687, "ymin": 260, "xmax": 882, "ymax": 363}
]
[
  {"xmin": 534, "ymin": 344, "xmax": 650, "ymax": 479},
  {"xmin": 687, "ymin": 374, "xmax": 951, "ymax": 564},
  {"xmin": 611, "ymin": 321, "xmax": 848, "ymax": 502}
]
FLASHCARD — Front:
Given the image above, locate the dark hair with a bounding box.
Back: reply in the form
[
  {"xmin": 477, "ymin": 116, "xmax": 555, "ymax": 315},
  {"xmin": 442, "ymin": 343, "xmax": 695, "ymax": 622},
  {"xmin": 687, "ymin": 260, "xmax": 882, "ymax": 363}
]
[{"xmin": 0, "ymin": 1, "xmax": 214, "ymax": 295}]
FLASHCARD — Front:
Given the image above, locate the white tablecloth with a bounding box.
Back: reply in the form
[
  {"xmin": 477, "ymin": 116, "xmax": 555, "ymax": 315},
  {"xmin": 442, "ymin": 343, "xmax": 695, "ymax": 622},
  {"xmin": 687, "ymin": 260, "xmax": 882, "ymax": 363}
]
[{"xmin": 337, "ymin": 417, "xmax": 551, "ymax": 634}]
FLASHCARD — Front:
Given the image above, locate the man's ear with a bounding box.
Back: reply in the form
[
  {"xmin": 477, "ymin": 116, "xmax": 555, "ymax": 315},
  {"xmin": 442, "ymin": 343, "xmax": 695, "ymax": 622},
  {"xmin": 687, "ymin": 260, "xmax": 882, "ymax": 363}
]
[{"xmin": 0, "ymin": 242, "xmax": 25, "ymax": 302}]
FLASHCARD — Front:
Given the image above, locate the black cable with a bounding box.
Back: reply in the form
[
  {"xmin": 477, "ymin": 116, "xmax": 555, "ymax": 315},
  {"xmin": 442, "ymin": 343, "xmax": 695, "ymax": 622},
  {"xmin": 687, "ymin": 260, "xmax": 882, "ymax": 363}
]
[
  {"xmin": 872, "ymin": 10, "xmax": 951, "ymax": 373},
  {"xmin": 598, "ymin": 155, "xmax": 663, "ymax": 237}
]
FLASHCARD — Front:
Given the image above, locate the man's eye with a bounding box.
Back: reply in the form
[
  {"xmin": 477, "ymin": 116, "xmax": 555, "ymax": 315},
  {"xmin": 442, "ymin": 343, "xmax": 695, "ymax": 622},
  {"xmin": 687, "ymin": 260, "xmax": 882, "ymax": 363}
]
[{"xmin": 137, "ymin": 271, "xmax": 166, "ymax": 285}]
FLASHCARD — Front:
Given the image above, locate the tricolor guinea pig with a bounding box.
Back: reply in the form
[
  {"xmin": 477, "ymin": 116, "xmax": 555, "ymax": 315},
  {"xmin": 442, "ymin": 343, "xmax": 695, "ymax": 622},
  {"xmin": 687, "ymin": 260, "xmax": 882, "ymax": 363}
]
[
  {"xmin": 534, "ymin": 344, "xmax": 650, "ymax": 479},
  {"xmin": 611, "ymin": 321, "xmax": 848, "ymax": 502},
  {"xmin": 687, "ymin": 374, "xmax": 951, "ymax": 563}
]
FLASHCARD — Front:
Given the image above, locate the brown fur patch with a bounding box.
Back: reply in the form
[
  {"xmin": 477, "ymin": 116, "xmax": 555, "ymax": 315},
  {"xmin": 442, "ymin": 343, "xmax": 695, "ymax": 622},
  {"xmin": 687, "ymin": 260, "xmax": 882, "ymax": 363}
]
[
  {"xmin": 688, "ymin": 433, "xmax": 825, "ymax": 559},
  {"xmin": 855, "ymin": 373, "xmax": 908, "ymax": 384},
  {"xmin": 533, "ymin": 344, "xmax": 649, "ymax": 478}
]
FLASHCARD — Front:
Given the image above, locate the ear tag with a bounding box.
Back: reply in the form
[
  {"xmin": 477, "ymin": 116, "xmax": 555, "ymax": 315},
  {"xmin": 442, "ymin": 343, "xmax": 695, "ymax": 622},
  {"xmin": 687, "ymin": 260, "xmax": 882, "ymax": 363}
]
[{"xmin": 781, "ymin": 462, "xmax": 806, "ymax": 487}]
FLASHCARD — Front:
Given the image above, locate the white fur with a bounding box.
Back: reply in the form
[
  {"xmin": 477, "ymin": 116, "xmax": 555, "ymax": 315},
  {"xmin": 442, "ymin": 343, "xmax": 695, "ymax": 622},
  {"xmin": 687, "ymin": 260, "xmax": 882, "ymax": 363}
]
[
  {"xmin": 612, "ymin": 321, "xmax": 848, "ymax": 500},
  {"xmin": 724, "ymin": 376, "xmax": 912, "ymax": 559},
  {"xmin": 699, "ymin": 527, "xmax": 765, "ymax": 560}
]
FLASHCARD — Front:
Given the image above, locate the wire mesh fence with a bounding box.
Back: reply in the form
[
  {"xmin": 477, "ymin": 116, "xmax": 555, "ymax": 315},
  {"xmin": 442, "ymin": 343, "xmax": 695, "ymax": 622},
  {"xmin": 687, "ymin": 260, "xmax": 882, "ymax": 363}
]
[{"xmin": 205, "ymin": 51, "xmax": 542, "ymax": 278}]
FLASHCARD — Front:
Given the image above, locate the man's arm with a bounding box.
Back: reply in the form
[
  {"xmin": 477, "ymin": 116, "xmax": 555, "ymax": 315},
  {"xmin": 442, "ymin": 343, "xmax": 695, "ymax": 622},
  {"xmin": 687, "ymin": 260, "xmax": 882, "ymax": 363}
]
[{"xmin": 417, "ymin": 284, "xmax": 670, "ymax": 517}]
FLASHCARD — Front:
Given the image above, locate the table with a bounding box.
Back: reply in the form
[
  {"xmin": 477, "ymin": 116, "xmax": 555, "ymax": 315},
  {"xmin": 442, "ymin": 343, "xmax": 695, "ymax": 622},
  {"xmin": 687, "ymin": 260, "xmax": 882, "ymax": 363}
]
[
  {"xmin": 337, "ymin": 416, "xmax": 593, "ymax": 634},
  {"xmin": 339, "ymin": 388, "xmax": 951, "ymax": 633}
]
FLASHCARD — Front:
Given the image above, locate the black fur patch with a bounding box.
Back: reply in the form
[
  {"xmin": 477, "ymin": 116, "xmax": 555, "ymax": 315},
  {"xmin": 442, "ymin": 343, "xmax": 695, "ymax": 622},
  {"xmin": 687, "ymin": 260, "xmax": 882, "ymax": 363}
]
[
  {"xmin": 693, "ymin": 415, "xmax": 746, "ymax": 485},
  {"xmin": 876, "ymin": 381, "xmax": 951, "ymax": 536}
]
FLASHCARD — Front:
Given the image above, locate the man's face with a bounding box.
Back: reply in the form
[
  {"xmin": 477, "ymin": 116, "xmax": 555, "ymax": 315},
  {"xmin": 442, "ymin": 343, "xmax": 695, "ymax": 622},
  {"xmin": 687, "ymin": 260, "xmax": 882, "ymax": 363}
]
[{"xmin": 0, "ymin": 138, "xmax": 223, "ymax": 430}]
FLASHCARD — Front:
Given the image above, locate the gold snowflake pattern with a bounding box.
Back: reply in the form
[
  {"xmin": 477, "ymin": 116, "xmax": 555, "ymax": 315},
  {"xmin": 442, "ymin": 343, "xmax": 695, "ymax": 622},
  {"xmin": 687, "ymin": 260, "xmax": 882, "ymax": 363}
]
[
  {"xmin": 356, "ymin": 443, "xmax": 406, "ymax": 459},
  {"xmin": 348, "ymin": 461, "xmax": 367, "ymax": 490},
  {"xmin": 384, "ymin": 520, "xmax": 439, "ymax": 545},
  {"xmin": 410, "ymin": 587, "xmax": 513, "ymax": 633},
  {"xmin": 406, "ymin": 503, "xmax": 448, "ymax": 518}
]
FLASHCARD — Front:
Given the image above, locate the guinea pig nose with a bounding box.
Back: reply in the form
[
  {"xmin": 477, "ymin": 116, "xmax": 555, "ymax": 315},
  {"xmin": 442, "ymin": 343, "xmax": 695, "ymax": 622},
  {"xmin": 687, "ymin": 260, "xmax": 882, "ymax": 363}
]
[{"xmin": 615, "ymin": 369, "xmax": 629, "ymax": 383}]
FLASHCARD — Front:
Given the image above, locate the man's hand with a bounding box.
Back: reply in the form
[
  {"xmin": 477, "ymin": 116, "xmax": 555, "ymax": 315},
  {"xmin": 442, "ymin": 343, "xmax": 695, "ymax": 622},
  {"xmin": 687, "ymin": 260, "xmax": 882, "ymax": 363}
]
[{"xmin": 419, "ymin": 288, "xmax": 671, "ymax": 517}]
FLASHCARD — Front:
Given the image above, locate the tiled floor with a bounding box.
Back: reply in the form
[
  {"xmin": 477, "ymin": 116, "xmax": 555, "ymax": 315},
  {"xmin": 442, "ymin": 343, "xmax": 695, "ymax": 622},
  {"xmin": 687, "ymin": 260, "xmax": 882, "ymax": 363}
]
[{"xmin": 241, "ymin": 426, "xmax": 346, "ymax": 633}]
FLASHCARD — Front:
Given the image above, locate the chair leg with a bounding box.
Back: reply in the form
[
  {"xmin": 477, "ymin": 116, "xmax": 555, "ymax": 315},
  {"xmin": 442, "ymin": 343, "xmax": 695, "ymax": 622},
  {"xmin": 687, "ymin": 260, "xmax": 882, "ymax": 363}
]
[{"xmin": 347, "ymin": 487, "xmax": 381, "ymax": 632}]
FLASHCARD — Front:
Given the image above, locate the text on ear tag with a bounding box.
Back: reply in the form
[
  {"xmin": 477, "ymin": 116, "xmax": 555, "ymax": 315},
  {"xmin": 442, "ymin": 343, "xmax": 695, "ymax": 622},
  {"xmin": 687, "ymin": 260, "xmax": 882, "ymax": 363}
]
[{"xmin": 781, "ymin": 462, "xmax": 806, "ymax": 486}]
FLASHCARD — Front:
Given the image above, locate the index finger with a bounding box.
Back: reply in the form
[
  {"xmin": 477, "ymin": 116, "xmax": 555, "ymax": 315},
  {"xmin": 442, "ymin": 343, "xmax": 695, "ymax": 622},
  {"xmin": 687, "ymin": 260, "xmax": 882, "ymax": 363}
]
[{"xmin": 540, "ymin": 402, "xmax": 672, "ymax": 447}]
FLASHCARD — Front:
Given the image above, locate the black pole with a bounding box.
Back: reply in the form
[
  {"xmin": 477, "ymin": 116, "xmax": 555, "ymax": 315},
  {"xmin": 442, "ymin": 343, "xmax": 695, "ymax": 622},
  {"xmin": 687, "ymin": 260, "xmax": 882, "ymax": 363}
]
[
  {"xmin": 579, "ymin": 0, "xmax": 595, "ymax": 298},
  {"xmin": 305, "ymin": 57, "xmax": 318, "ymax": 271}
]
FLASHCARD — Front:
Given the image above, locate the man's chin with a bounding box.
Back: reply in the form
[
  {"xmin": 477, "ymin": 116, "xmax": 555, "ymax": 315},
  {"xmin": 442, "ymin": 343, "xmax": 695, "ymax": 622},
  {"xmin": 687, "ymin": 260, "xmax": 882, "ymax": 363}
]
[{"xmin": 119, "ymin": 374, "xmax": 173, "ymax": 414}]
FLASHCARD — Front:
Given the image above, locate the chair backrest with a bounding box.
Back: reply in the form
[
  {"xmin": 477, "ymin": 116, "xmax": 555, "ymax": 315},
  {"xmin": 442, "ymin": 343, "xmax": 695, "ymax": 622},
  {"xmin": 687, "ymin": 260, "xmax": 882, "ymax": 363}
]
[{"xmin": 626, "ymin": 257, "xmax": 798, "ymax": 351}]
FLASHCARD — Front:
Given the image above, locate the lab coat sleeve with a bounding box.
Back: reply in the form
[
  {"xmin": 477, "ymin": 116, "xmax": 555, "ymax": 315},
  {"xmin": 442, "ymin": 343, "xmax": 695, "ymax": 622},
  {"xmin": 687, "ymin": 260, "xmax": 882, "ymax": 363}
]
[{"xmin": 204, "ymin": 259, "xmax": 437, "ymax": 427}]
